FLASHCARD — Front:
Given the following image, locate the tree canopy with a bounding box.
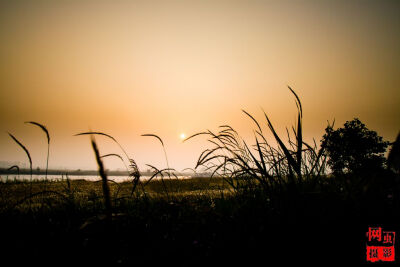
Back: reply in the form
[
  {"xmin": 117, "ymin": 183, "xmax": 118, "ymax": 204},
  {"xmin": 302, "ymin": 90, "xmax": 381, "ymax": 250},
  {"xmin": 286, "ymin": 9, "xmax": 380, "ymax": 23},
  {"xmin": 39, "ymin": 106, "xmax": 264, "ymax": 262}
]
[{"xmin": 321, "ymin": 118, "xmax": 389, "ymax": 175}]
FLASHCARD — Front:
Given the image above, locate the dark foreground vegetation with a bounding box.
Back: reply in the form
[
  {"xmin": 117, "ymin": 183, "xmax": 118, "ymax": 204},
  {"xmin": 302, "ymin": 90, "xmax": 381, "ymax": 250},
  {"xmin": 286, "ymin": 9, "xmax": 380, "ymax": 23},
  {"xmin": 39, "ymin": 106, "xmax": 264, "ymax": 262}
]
[
  {"xmin": 0, "ymin": 172, "xmax": 399, "ymax": 266},
  {"xmin": 1, "ymin": 88, "xmax": 399, "ymax": 266}
]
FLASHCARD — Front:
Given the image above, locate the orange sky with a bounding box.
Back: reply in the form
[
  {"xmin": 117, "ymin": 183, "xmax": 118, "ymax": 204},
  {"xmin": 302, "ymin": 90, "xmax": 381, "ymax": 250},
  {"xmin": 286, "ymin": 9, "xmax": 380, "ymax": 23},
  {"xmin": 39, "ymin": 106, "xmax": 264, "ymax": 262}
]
[{"xmin": 0, "ymin": 0, "xmax": 399, "ymax": 172}]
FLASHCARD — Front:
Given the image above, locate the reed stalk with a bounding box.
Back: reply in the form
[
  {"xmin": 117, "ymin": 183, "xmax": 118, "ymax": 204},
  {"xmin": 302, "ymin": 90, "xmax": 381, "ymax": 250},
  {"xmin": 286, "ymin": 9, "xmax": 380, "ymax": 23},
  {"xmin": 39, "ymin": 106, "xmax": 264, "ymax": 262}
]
[{"xmin": 91, "ymin": 136, "xmax": 112, "ymax": 221}]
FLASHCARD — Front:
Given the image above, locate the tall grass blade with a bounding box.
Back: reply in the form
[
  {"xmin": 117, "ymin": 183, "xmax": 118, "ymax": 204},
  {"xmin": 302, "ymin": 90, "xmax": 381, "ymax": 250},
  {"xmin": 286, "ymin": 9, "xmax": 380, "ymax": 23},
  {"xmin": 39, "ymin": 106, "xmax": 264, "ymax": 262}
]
[
  {"xmin": 242, "ymin": 110, "xmax": 263, "ymax": 134},
  {"xmin": 75, "ymin": 131, "xmax": 129, "ymax": 161},
  {"xmin": 100, "ymin": 153, "xmax": 125, "ymax": 162},
  {"xmin": 183, "ymin": 132, "xmax": 208, "ymax": 143},
  {"xmin": 7, "ymin": 165, "xmax": 20, "ymax": 180},
  {"xmin": 141, "ymin": 133, "xmax": 170, "ymax": 174},
  {"xmin": 296, "ymin": 112, "xmax": 302, "ymax": 179},
  {"xmin": 288, "ymin": 85, "xmax": 302, "ymax": 117},
  {"xmin": 25, "ymin": 121, "xmax": 50, "ymax": 180},
  {"xmin": 101, "ymin": 153, "xmax": 131, "ymax": 180},
  {"xmin": 8, "ymin": 133, "xmax": 32, "ymax": 185},
  {"xmin": 7, "ymin": 165, "xmax": 20, "ymax": 173},
  {"xmin": 141, "ymin": 134, "xmax": 164, "ymax": 146},
  {"xmin": 144, "ymin": 164, "xmax": 171, "ymax": 200},
  {"xmin": 263, "ymin": 114, "xmax": 299, "ymax": 178},
  {"xmin": 90, "ymin": 136, "xmax": 112, "ymax": 221},
  {"xmin": 25, "ymin": 121, "xmax": 50, "ymax": 144},
  {"xmin": 255, "ymin": 136, "xmax": 269, "ymax": 179},
  {"xmin": 288, "ymin": 87, "xmax": 303, "ymax": 180}
]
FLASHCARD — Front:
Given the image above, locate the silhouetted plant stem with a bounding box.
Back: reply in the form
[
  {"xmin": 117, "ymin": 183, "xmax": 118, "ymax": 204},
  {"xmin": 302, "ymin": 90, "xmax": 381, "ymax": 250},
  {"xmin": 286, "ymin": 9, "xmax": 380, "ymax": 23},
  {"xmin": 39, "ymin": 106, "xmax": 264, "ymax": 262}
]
[
  {"xmin": 141, "ymin": 134, "xmax": 172, "ymax": 199},
  {"xmin": 8, "ymin": 133, "xmax": 32, "ymax": 194},
  {"xmin": 91, "ymin": 136, "xmax": 112, "ymax": 222},
  {"xmin": 25, "ymin": 121, "xmax": 50, "ymax": 181}
]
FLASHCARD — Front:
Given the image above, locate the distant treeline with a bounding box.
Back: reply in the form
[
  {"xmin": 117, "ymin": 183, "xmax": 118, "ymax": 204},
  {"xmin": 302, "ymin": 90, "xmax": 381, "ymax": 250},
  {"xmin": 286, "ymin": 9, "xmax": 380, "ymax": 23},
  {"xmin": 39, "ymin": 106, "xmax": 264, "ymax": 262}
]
[
  {"xmin": 0, "ymin": 168, "xmax": 127, "ymax": 176},
  {"xmin": 0, "ymin": 168, "xmax": 209, "ymax": 177}
]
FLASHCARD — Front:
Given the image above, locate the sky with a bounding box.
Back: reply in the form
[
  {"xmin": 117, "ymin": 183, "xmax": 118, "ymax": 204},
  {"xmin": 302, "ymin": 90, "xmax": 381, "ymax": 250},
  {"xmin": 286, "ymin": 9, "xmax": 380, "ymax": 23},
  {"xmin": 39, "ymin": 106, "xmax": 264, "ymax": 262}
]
[{"xmin": 0, "ymin": 0, "xmax": 399, "ymax": 172}]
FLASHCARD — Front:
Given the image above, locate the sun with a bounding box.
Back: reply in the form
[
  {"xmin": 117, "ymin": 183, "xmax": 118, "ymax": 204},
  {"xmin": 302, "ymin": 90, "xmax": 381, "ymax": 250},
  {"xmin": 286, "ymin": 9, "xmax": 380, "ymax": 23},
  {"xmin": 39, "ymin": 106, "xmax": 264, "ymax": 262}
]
[{"xmin": 179, "ymin": 133, "xmax": 186, "ymax": 140}]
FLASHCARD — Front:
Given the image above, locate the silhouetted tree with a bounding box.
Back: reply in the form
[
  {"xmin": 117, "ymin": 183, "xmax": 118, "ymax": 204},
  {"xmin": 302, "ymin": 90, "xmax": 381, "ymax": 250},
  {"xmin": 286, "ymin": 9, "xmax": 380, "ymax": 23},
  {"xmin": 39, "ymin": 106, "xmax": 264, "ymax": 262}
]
[
  {"xmin": 388, "ymin": 132, "xmax": 400, "ymax": 174},
  {"xmin": 321, "ymin": 118, "xmax": 389, "ymax": 175}
]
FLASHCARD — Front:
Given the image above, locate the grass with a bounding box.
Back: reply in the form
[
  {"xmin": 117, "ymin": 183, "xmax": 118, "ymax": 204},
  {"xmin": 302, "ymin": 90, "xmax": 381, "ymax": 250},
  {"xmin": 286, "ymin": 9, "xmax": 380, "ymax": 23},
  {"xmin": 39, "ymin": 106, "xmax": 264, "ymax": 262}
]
[
  {"xmin": 25, "ymin": 121, "xmax": 50, "ymax": 180},
  {"xmin": 1, "ymin": 87, "xmax": 399, "ymax": 265},
  {"xmin": 0, "ymin": 171, "xmax": 398, "ymax": 265},
  {"xmin": 184, "ymin": 87, "xmax": 328, "ymax": 195},
  {"xmin": 91, "ymin": 135, "xmax": 112, "ymax": 221}
]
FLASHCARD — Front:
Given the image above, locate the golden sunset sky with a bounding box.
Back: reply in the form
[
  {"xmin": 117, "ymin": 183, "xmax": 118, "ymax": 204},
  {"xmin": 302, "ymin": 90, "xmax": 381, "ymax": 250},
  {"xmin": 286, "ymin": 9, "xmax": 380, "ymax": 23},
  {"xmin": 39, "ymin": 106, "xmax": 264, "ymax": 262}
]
[{"xmin": 0, "ymin": 0, "xmax": 399, "ymax": 171}]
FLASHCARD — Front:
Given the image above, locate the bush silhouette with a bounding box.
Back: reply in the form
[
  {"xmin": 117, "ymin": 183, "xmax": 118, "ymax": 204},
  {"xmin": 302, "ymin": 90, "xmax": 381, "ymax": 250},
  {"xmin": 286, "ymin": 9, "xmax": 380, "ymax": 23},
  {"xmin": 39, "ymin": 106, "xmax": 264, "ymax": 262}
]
[
  {"xmin": 388, "ymin": 132, "xmax": 400, "ymax": 174},
  {"xmin": 321, "ymin": 118, "xmax": 389, "ymax": 175}
]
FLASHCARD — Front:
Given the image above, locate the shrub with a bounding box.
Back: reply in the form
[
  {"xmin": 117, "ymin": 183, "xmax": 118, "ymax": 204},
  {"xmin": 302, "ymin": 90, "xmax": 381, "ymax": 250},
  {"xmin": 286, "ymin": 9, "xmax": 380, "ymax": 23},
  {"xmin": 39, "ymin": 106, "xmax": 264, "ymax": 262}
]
[{"xmin": 321, "ymin": 118, "xmax": 389, "ymax": 175}]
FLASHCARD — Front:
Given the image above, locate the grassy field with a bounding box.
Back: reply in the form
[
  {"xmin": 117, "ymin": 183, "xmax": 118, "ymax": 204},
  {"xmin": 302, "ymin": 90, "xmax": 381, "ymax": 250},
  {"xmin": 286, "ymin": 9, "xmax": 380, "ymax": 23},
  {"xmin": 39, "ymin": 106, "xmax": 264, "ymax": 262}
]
[{"xmin": 0, "ymin": 171, "xmax": 399, "ymax": 266}]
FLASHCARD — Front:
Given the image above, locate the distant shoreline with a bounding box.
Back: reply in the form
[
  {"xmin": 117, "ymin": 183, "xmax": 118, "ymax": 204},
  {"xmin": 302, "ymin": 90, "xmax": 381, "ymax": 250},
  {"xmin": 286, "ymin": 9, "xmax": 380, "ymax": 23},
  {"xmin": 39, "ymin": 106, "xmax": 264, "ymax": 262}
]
[
  {"xmin": 0, "ymin": 168, "xmax": 128, "ymax": 176},
  {"xmin": 0, "ymin": 168, "xmax": 206, "ymax": 177}
]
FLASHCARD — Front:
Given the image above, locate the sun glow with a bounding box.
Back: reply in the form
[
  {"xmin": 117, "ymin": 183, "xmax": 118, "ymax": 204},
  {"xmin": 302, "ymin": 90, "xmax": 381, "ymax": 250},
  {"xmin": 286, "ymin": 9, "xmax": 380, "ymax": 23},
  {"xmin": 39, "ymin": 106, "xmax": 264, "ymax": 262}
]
[{"xmin": 180, "ymin": 133, "xmax": 186, "ymax": 140}]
